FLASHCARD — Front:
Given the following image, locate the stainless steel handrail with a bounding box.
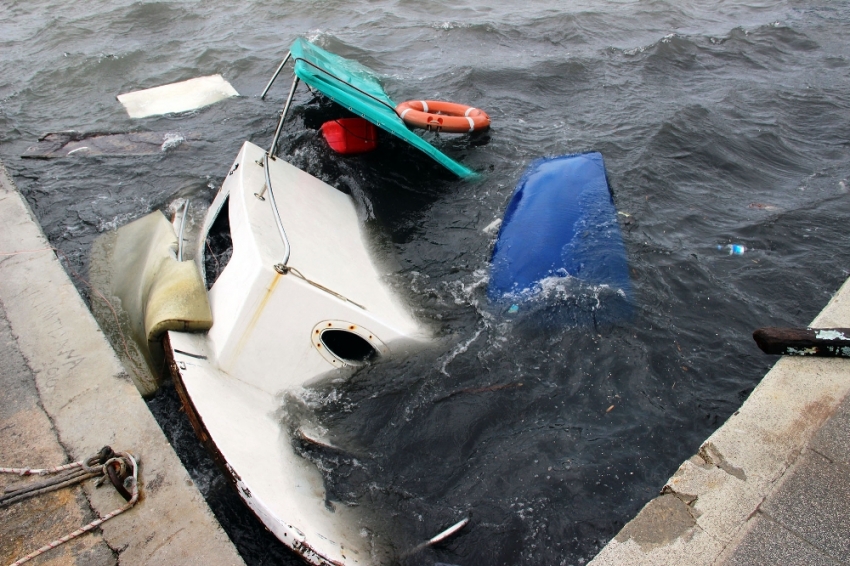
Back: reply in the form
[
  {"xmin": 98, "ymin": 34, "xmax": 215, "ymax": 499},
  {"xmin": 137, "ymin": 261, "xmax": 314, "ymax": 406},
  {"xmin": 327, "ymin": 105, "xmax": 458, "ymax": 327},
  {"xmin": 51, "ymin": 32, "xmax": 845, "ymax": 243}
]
[
  {"xmin": 260, "ymin": 51, "xmax": 292, "ymax": 100},
  {"xmin": 260, "ymin": 52, "xmax": 298, "ymax": 268},
  {"xmin": 262, "ymin": 151, "xmax": 291, "ymax": 267},
  {"xmin": 269, "ymin": 75, "xmax": 300, "ymax": 157}
]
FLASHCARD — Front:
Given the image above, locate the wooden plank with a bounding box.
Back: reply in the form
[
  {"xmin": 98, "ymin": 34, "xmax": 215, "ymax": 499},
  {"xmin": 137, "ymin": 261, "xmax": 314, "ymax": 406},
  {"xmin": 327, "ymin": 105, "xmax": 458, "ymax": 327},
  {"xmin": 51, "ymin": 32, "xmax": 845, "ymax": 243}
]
[{"xmin": 753, "ymin": 327, "xmax": 850, "ymax": 357}]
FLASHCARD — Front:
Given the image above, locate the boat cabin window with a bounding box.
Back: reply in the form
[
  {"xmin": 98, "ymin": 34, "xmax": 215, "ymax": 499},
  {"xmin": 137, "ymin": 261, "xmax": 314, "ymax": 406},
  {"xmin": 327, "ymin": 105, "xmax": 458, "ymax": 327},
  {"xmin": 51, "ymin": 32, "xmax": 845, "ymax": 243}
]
[
  {"xmin": 320, "ymin": 330, "xmax": 378, "ymax": 364},
  {"xmin": 204, "ymin": 196, "xmax": 233, "ymax": 290}
]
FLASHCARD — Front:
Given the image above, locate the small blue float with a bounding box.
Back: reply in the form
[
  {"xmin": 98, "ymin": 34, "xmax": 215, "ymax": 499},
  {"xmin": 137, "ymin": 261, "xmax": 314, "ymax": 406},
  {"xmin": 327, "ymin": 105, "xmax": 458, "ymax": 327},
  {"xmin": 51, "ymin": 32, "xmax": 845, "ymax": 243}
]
[{"xmin": 488, "ymin": 152, "xmax": 632, "ymax": 315}]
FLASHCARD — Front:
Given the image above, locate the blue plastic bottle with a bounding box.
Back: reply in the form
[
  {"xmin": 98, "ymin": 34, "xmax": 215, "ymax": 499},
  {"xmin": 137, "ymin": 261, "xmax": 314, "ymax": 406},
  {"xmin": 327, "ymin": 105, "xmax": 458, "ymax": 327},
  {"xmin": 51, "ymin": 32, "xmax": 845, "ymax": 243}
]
[{"xmin": 717, "ymin": 244, "xmax": 747, "ymax": 255}]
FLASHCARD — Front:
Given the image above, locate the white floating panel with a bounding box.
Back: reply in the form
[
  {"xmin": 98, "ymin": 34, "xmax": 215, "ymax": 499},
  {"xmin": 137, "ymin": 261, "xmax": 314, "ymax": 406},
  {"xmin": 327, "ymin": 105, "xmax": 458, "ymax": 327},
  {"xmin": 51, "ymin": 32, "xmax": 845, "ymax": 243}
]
[{"xmin": 118, "ymin": 74, "xmax": 239, "ymax": 118}]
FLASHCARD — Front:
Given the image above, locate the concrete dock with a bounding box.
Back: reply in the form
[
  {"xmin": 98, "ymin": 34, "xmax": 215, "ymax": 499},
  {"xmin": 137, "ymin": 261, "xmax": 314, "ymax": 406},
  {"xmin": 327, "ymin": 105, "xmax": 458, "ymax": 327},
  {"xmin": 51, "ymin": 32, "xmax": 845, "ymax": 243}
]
[
  {"xmin": 590, "ymin": 278, "xmax": 850, "ymax": 565},
  {"xmin": 0, "ymin": 162, "xmax": 245, "ymax": 565}
]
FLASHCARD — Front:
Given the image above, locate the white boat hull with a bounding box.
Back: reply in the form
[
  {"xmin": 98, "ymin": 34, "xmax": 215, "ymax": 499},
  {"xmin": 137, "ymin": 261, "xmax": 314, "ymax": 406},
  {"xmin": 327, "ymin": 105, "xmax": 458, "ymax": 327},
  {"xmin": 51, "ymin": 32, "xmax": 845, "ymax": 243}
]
[{"xmin": 167, "ymin": 141, "xmax": 429, "ymax": 564}]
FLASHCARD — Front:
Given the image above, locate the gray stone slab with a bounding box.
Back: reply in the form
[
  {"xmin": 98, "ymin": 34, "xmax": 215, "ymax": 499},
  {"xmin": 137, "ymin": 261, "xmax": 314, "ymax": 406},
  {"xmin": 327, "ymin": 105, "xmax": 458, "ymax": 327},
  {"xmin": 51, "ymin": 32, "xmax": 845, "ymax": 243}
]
[
  {"xmin": 761, "ymin": 450, "xmax": 850, "ymax": 562},
  {"xmin": 0, "ymin": 161, "xmax": 245, "ymax": 566},
  {"xmin": 809, "ymin": 392, "xmax": 850, "ymax": 465},
  {"xmin": 0, "ymin": 301, "xmax": 39, "ymax": 421},
  {"xmin": 0, "ymin": 300, "xmax": 116, "ymax": 566},
  {"xmin": 722, "ymin": 514, "xmax": 841, "ymax": 566}
]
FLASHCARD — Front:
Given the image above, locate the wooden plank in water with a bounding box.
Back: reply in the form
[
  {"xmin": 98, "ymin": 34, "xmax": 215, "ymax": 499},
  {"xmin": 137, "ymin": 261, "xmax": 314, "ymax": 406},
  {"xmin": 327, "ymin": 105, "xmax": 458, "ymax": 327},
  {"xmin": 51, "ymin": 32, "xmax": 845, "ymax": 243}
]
[{"xmin": 753, "ymin": 327, "xmax": 850, "ymax": 357}]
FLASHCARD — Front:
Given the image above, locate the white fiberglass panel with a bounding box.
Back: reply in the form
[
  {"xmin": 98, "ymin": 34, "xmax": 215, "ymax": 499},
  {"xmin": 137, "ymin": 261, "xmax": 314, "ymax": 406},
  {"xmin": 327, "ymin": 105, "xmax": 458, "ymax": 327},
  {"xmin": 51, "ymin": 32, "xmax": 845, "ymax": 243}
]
[{"xmin": 117, "ymin": 75, "xmax": 239, "ymax": 118}]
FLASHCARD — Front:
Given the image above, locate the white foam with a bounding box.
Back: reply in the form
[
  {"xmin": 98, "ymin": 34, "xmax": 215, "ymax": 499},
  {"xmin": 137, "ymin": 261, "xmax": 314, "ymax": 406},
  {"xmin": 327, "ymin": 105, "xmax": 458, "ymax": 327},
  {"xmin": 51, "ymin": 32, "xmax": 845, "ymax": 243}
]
[
  {"xmin": 439, "ymin": 325, "xmax": 485, "ymax": 376},
  {"xmin": 160, "ymin": 132, "xmax": 184, "ymax": 151}
]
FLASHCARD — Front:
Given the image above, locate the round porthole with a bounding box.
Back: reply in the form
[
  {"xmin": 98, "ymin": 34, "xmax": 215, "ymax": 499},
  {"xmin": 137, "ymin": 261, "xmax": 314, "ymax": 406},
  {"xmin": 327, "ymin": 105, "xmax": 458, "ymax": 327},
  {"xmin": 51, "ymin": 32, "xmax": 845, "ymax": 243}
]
[{"xmin": 311, "ymin": 321, "xmax": 388, "ymax": 367}]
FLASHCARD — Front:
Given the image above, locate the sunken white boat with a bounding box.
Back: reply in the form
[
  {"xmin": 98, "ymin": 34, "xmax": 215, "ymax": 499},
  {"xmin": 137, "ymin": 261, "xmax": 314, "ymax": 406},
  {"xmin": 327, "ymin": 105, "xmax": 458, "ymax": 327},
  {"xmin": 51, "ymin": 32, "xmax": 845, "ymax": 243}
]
[
  {"xmin": 92, "ymin": 39, "xmax": 477, "ymax": 565},
  {"xmin": 167, "ymin": 140, "xmax": 425, "ymax": 564}
]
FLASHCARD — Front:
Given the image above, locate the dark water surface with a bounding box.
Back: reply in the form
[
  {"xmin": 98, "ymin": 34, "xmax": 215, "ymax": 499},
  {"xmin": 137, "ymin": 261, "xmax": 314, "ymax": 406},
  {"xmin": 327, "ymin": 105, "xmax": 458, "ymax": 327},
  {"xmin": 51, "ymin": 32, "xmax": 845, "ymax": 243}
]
[{"xmin": 3, "ymin": 1, "xmax": 850, "ymax": 565}]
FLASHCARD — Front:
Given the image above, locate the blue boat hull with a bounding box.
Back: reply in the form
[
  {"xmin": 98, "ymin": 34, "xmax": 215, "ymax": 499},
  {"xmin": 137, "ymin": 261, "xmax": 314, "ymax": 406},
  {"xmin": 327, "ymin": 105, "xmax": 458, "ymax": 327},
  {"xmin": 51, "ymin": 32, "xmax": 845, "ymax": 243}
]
[{"xmin": 488, "ymin": 153, "xmax": 632, "ymax": 318}]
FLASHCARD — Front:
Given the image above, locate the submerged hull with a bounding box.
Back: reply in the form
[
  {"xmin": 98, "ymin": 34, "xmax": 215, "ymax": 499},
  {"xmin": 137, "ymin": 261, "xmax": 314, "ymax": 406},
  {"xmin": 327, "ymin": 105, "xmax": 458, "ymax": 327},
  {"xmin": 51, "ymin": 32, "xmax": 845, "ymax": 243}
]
[
  {"xmin": 167, "ymin": 332, "xmax": 372, "ymax": 565},
  {"xmin": 167, "ymin": 141, "xmax": 428, "ymax": 565}
]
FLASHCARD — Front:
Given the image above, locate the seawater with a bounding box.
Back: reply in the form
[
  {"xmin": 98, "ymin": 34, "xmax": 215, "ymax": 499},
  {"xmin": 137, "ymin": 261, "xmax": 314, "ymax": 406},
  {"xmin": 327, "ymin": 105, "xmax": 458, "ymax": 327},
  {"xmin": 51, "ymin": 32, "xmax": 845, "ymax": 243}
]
[{"xmin": 2, "ymin": 1, "xmax": 850, "ymax": 565}]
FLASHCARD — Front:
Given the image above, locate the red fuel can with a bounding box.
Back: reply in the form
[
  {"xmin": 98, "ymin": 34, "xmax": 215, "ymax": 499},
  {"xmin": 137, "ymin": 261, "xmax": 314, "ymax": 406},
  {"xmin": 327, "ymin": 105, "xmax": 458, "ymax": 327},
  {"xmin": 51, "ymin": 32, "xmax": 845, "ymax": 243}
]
[{"xmin": 320, "ymin": 118, "xmax": 378, "ymax": 155}]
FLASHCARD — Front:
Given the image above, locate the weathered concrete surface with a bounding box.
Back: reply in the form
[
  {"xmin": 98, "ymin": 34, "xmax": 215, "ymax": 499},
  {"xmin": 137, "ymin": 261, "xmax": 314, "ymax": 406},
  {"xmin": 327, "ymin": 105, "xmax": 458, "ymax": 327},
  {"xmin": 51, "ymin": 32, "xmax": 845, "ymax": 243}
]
[
  {"xmin": 589, "ymin": 277, "xmax": 850, "ymax": 566},
  {"xmin": 1, "ymin": 300, "xmax": 115, "ymax": 566},
  {"xmin": 720, "ymin": 391, "xmax": 850, "ymax": 565},
  {"xmin": 0, "ymin": 162, "xmax": 245, "ymax": 565}
]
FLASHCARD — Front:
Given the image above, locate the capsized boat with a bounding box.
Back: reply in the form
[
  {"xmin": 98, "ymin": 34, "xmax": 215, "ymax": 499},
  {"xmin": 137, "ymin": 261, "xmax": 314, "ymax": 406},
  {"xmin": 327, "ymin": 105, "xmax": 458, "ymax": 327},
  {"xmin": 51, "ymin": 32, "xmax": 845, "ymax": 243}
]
[
  {"xmin": 92, "ymin": 38, "xmax": 481, "ymax": 564},
  {"xmin": 487, "ymin": 153, "xmax": 633, "ymax": 324}
]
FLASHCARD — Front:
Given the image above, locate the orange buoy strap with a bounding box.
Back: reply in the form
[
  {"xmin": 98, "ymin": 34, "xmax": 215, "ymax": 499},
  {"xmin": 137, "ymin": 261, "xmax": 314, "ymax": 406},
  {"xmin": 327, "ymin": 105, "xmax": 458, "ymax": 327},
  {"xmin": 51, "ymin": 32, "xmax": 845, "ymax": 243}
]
[{"xmin": 399, "ymin": 101, "xmax": 433, "ymax": 121}]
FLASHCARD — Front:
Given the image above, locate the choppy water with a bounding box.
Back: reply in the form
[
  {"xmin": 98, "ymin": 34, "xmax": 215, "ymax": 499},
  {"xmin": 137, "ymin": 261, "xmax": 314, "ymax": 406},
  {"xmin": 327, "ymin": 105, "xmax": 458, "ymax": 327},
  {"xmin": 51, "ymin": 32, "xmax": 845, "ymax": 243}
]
[{"xmin": 3, "ymin": 1, "xmax": 850, "ymax": 565}]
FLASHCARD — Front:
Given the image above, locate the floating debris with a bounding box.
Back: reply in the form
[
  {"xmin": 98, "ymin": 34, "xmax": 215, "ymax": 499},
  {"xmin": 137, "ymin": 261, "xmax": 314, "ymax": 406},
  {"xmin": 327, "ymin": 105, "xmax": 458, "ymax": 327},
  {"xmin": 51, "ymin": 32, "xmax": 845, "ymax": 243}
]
[
  {"xmin": 482, "ymin": 217, "xmax": 502, "ymax": 234},
  {"xmin": 22, "ymin": 131, "xmax": 197, "ymax": 159},
  {"xmin": 117, "ymin": 74, "xmax": 238, "ymax": 118},
  {"xmin": 402, "ymin": 517, "xmax": 470, "ymax": 558},
  {"xmin": 748, "ymin": 202, "xmax": 779, "ymax": 210},
  {"xmin": 754, "ymin": 326, "xmax": 850, "ymax": 357},
  {"xmin": 717, "ymin": 244, "xmax": 747, "ymax": 255},
  {"xmin": 618, "ymin": 211, "xmax": 637, "ymax": 230}
]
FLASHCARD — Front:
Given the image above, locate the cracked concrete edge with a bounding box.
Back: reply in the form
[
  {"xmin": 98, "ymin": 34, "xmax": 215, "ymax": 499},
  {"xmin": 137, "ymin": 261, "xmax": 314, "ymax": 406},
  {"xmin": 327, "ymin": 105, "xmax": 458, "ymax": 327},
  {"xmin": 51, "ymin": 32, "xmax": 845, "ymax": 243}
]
[
  {"xmin": 0, "ymin": 162, "xmax": 245, "ymax": 566},
  {"xmin": 589, "ymin": 277, "xmax": 850, "ymax": 566}
]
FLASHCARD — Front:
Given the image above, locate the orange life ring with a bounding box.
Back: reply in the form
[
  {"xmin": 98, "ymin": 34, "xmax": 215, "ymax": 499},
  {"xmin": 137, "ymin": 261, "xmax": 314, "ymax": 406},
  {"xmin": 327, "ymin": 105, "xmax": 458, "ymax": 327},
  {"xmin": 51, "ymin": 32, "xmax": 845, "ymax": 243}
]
[{"xmin": 396, "ymin": 100, "xmax": 490, "ymax": 133}]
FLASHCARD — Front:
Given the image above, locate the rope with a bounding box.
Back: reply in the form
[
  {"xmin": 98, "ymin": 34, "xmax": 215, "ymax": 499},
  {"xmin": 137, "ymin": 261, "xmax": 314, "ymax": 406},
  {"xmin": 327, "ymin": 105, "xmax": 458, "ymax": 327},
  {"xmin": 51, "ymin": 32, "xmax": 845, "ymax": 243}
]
[
  {"xmin": 329, "ymin": 118, "xmax": 377, "ymax": 142},
  {"xmin": 206, "ymin": 239, "xmax": 221, "ymax": 278},
  {"xmin": 2, "ymin": 447, "xmax": 139, "ymax": 566},
  {"xmin": 0, "ymin": 461, "xmax": 86, "ymax": 476},
  {"xmin": 1, "ymin": 447, "xmax": 116, "ymax": 508},
  {"xmin": 0, "ymin": 468, "xmax": 100, "ymax": 507},
  {"xmin": 280, "ymin": 265, "xmax": 366, "ymax": 310},
  {"xmin": 0, "ymin": 246, "xmax": 55, "ymax": 257}
]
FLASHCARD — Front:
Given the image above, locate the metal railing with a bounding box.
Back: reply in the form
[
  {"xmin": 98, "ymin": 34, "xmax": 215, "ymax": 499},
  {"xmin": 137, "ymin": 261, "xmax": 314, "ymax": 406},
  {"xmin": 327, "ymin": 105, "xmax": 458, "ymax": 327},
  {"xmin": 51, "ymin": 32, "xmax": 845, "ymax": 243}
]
[
  {"xmin": 259, "ymin": 52, "xmax": 299, "ymax": 269},
  {"xmin": 262, "ymin": 151, "xmax": 291, "ymax": 268},
  {"xmin": 262, "ymin": 51, "xmax": 301, "ymax": 158},
  {"xmin": 260, "ymin": 52, "xmax": 291, "ymax": 100},
  {"xmin": 268, "ymin": 75, "xmax": 300, "ymax": 158},
  {"xmin": 256, "ymin": 51, "xmax": 365, "ymax": 306}
]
